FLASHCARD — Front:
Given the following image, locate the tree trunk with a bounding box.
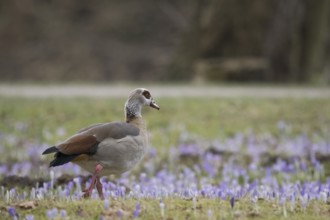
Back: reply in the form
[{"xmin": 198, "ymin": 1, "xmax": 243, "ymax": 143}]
[
  {"xmin": 303, "ymin": 0, "xmax": 330, "ymax": 83},
  {"xmin": 168, "ymin": 0, "xmax": 210, "ymax": 81}
]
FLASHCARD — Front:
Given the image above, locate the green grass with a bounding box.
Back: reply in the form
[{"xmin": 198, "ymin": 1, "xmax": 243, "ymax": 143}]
[
  {"xmin": 1, "ymin": 96, "xmax": 330, "ymax": 219},
  {"xmin": 1, "ymin": 97, "xmax": 330, "ymax": 146},
  {"xmin": 1, "ymin": 197, "xmax": 330, "ymax": 219}
]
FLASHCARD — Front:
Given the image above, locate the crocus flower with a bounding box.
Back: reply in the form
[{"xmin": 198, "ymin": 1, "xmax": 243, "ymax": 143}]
[
  {"xmin": 46, "ymin": 208, "xmax": 58, "ymax": 219},
  {"xmin": 25, "ymin": 214, "xmax": 34, "ymax": 220},
  {"xmin": 117, "ymin": 210, "xmax": 123, "ymax": 218},
  {"xmin": 60, "ymin": 210, "xmax": 67, "ymax": 219},
  {"xmin": 103, "ymin": 199, "xmax": 109, "ymax": 211},
  {"xmin": 133, "ymin": 203, "xmax": 140, "ymax": 218},
  {"xmin": 8, "ymin": 207, "xmax": 18, "ymax": 220},
  {"xmin": 230, "ymin": 197, "xmax": 235, "ymax": 209}
]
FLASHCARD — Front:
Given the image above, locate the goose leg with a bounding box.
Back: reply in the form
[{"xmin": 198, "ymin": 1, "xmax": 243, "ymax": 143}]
[
  {"xmin": 96, "ymin": 177, "xmax": 104, "ymax": 200},
  {"xmin": 83, "ymin": 164, "xmax": 103, "ymax": 198}
]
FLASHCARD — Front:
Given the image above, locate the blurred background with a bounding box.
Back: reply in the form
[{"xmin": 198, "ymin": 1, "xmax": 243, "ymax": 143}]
[{"xmin": 1, "ymin": 0, "xmax": 330, "ymax": 84}]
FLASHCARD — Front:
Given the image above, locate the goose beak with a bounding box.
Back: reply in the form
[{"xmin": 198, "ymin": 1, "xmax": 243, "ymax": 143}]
[{"xmin": 150, "ymin": 100, "xmax": 160, "ymax": 110}]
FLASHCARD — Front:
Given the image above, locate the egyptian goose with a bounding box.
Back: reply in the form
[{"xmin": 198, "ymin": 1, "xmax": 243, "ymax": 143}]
[{"xmin": 42, "ymin": 88, "xmax": 159, "ymax": 199}]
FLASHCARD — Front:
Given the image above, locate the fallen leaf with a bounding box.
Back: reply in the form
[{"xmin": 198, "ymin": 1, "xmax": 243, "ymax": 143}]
[{"xmin": 17, "ymin": 201, "xmax": 37, "ymax": 210}]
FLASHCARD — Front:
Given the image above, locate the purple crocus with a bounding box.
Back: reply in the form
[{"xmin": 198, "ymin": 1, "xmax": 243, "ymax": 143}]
[
  {"xmin": 116, "ymin": 210, "xmax": 123, "ymax": 218},
  {"xmin": 279, "ymin": 196, "xmax": 286, "ymax": 206},
  {"xmin": 290, "ymin": 194, "xmax": 295, "ymax": 211},
  {"xmin": 25, "ymin": 214, "xmax": 34, "ymax": 220},
  {"xmin": 133, "ymin": 203, "xmax": 140, "ymax": 218},
  {"xmin": 8, "ymin": 207, "xmax": 18, "ymax": 220},
  {"xmin": 300, "ymin": 194, "xmax": 309, "ymax": 210},
  {"xmin": 104, "ymin": 199, "xmax": 110, "ymax": 211},
  {"xmin": 230, "ymin": 197, "xmax": 235, "ymax": 209},
  {"xmin": 46, "ymin": 208, "xmax": 58, "ymax": 219},
  {"xmin": 60, "ymin": 210, "xmax": 67, "ymax": 219}
]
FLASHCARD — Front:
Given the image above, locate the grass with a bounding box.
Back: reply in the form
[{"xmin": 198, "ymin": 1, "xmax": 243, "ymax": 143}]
[
  {"xmin": 2, "ymin": 198, "xmax": 330, "ymax": 220},
  {"xmin": 0, "ymin": 96, "xmax": 330, "ymax": 219},
  {"xmin": 1, "ymin": 97, "xmax": 329, "ymax": 145}
]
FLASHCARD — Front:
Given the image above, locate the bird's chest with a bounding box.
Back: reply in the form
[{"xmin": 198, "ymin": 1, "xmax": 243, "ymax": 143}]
[
  {"xmin": 94, "ymin": 135, "xmax": 147, "ymax": 175},
  {"xmin": 121, "ymin": 147, "xmax": 145, "ymax": 170},
  {"xmin": 100, "ymin": 148, "xmax": 145, "ymax": 176}
]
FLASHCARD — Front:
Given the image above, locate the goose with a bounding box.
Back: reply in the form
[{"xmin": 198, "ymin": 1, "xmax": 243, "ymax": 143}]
[{"xmin": 42, "ymin": 88, "xmax": 159, "ymax": 199}]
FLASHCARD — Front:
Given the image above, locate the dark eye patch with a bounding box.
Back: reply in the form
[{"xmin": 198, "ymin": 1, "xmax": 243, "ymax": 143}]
[{"xmin": 142, "ymin": 90, "xmax": 151, "ymax": 99}]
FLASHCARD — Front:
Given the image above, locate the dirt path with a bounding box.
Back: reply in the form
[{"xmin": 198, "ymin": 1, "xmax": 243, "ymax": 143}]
[{"xmin": 0, "ymin": 84, "xmax": 330, "ymax": 98}]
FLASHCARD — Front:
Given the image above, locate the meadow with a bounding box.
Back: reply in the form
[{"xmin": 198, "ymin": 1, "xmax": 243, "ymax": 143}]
[{"xmin": 0, "ymin": 94, "xmax": 330, "ymax": 219}]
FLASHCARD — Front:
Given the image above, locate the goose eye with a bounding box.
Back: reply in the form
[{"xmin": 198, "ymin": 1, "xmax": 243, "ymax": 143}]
[{"xmin": 142, "ymin": 90, "xmax": 151, "ymax": 99}]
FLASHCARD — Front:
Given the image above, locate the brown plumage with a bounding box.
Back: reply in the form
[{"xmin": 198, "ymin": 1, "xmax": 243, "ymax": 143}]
[{"xmin": 42, "ymin": 88, "xmax": 159, "ymax": 199}]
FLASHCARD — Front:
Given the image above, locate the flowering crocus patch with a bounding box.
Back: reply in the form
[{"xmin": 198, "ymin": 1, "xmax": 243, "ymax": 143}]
[{"xmin": 1, "ymin": 123, "xmax": 330, "ymax": 219}]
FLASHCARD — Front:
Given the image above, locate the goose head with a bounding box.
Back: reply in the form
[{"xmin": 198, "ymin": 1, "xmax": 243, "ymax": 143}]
[{"xmin": 125, "ymin": 88, "xmax": 159, "ymax": 119}]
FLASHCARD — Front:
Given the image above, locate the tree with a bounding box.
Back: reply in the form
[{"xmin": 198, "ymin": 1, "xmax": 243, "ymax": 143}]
[{"xmin": 171, "ymin": 0, "xmax": 330, "ymax": 83}]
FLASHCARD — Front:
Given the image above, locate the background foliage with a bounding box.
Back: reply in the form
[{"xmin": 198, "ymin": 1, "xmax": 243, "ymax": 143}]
[{"xmin": 1, "ymin": 0, "xmax": 329, "ymax": 83}]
